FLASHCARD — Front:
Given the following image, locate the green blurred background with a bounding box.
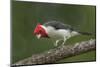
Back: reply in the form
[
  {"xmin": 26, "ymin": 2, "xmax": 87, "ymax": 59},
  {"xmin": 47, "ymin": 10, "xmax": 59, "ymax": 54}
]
[{"xmin": 12, "ymin": 1, "xmax": 96, "ymax": 64}]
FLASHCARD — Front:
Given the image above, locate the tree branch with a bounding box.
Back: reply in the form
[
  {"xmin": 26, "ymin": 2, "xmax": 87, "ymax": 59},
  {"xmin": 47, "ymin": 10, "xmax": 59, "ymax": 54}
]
[{"xmin": 12, "ymin": 39, "xmax": 96, "ymax": 66}]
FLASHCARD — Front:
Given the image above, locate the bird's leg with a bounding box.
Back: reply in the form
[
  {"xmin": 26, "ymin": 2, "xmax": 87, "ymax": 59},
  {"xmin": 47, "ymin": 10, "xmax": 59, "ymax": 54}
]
[
  {"xmin": 62, "ymin": 37, "xmax": 67, "ymax": 45},
  {"xmin": 54, "ymin": 40, "xmax": 60, "ymax": 46},
  {"xmin": 62, "ymin": 36, "xmax": 71, "ymax": 45}
]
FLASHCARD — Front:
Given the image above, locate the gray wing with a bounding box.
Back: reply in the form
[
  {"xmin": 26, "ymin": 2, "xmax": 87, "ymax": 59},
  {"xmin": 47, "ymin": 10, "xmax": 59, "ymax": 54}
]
[{"xmin": 43, "ymin": 21, "xmax": 73, "ymax": 31}]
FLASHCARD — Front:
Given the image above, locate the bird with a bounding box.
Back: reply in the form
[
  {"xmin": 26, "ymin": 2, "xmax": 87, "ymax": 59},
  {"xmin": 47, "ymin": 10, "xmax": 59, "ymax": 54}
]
[{"xmin": 33, "ymin": 20, "xmax": 92, "ymax": 46}]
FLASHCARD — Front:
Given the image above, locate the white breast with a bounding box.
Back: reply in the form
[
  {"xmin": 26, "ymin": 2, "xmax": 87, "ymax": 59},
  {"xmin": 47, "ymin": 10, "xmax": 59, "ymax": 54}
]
[{"xmin": 42, "ymin": 26, "xmax": 71, "ymax": 40}]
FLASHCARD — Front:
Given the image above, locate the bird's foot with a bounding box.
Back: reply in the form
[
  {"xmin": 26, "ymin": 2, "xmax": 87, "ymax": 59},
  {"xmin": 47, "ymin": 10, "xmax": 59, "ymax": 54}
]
[{"xmin": 61, "ymin": 43, "xmax": 65, "ymax": 46}]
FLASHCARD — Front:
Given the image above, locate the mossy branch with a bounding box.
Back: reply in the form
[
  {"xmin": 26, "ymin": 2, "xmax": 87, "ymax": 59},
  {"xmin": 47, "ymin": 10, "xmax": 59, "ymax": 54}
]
[{"xmin": 12, "ymin": 39, "xmax": 96, "ymax": 66}]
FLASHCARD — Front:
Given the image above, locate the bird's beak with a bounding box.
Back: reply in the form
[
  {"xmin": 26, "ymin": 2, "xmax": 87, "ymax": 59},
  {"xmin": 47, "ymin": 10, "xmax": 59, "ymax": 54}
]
[{"xmin": 36, "ymin": 34, "xmax": 41, "ymax": 39}]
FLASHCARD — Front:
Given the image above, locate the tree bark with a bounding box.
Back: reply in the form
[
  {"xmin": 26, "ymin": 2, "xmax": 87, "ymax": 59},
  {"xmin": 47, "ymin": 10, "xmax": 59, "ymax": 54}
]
[{"xmin": 12, "ymin": 39, "xmax": 96, "ymax": 66}]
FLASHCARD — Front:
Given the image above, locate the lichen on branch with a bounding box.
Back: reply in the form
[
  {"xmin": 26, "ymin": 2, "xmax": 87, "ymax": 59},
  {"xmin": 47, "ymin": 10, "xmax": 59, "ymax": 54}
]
[{"xmin": 12, "ymin": 39, "xmax": 96, "ymax": 66}]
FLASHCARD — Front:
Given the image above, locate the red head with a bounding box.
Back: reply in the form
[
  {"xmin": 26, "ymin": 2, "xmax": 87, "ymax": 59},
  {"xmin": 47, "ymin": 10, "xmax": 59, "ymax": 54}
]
[{"xmin": 33, "ymin": 23, "xmax": 49, "ymax": 39}]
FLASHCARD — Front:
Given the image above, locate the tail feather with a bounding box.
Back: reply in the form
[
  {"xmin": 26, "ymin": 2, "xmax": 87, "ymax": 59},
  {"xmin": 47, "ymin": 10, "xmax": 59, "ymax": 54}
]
[{"xmin": 78, "ymin": 32, "xmax": 94, "ymax": 35}]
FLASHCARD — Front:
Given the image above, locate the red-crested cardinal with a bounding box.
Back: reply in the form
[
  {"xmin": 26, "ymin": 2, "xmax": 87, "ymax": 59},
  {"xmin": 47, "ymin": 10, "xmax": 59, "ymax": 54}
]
[{"xmin": 33, "ymin": 21, "xmax": 92, "ymax": 46}]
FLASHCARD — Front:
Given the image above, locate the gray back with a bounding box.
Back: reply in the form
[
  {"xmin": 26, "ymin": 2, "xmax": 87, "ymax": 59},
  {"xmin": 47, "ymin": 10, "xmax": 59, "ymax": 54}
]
[{"xmin": 43, "ymin": 21, "xmax": 73, "ymax": 31}]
